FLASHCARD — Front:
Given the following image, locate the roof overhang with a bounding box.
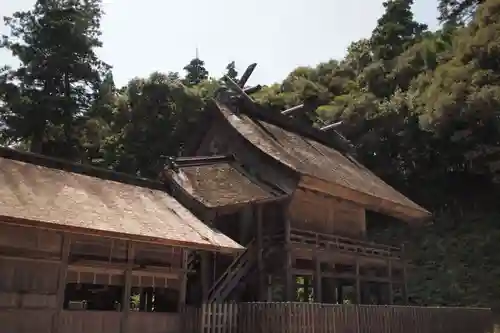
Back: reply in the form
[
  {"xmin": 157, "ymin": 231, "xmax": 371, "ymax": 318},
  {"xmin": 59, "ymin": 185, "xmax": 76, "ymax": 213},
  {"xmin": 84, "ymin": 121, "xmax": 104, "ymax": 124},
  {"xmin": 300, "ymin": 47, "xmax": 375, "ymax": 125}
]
[
  {"xmin": 0, "ymin": 215, "xmax": 243, "ymax": 254},
  {"xmin": 0, "ymin": 150, "xmax": 244, "ymax": 254},
  {"xmin": 300, "ymin": 175, "xmax": 431, "ymax": 224},
  {"xmin": 163, "ymin": 167, "xmax": 289, "ymax": 215}
]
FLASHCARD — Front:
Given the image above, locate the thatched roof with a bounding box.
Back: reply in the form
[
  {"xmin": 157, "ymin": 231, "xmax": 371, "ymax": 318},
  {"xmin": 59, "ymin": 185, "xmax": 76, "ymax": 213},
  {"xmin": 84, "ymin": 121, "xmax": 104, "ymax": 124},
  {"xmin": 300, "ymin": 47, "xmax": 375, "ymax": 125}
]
[
  {"xmin": 214, "ymin": 100, "xmax": 430, "ymax": 221},
  {"xmin": 0, "ymin": 148, "xmax": 242, "ymax": 253},
  {"xmin": 165, "ymin": 156, "xmax": 286, "ymax": 208}
]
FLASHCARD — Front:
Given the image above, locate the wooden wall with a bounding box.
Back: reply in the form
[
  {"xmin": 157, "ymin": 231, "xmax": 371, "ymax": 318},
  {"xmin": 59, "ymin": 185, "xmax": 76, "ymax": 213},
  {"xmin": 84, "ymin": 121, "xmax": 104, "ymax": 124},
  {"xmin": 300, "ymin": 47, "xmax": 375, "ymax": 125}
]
[
  {"xmin": 58, "ymin": 311, "xmax": 181, "ymax": 333},
  {"xmin": 0, "ymin": 222, "xmax": 184, "ymax": 333},
  {"xmin": 288, "ymin": 188, "xmax": 366, "ymax": 237},
  {"xmin": 0, "ymin": 223, "xmax": 60, "ymax": 333}
]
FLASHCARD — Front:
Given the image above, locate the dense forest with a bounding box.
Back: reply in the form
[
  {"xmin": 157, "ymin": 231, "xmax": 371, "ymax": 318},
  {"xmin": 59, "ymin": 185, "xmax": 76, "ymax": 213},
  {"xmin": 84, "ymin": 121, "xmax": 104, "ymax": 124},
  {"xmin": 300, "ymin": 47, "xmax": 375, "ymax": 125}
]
[{"xmin": 1, "ymin": 0, "xmax": 500, "ymax": 309}]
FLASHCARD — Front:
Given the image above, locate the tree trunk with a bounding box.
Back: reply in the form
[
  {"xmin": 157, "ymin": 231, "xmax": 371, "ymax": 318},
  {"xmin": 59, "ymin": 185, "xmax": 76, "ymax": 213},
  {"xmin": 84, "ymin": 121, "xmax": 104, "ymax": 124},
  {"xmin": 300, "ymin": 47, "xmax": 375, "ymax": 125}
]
[
  {"xmin": 64, "ymin": 71, "xmax": 72, "ymax": 144},
  {"xmin": 30, "ymin": 128, "xmax": 44, "ymax": 154}
]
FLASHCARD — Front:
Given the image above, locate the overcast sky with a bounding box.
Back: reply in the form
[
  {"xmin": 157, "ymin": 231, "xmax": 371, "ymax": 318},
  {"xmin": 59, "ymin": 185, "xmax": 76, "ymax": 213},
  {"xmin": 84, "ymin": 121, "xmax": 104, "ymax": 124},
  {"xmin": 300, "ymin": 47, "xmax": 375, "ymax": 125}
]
[{"xmin": 0, "ymin": 0, "xmax": 440, "ymax": 87}]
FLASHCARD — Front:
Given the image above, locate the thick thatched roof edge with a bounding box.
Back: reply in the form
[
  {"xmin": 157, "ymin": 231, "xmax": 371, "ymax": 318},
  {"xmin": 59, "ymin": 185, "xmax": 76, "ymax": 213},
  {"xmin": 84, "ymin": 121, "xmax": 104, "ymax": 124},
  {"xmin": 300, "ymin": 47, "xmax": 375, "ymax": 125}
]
[
  {"xmin": 163, "ymin": 156, "xmax": 290, "ymax": 211},
  {"xmin": 214, "ymin": 98, "xmax": 356, "ymax": 156},
  {"xmin": 0, "ymin": 215, "xmax": 242, "ymax": 254},
  {"xmin": 165, "ymin": 171, "xmax": 289, "ymax": 212},
  {"xmin": 211, "ymin": 101, "xmax": 430, "ymax": 222}
]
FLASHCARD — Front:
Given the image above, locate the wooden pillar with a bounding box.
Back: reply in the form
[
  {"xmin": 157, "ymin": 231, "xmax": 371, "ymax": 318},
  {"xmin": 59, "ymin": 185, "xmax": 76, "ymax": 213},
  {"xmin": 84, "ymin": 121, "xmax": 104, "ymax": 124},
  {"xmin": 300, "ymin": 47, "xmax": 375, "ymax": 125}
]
[
  {"xmin": 52, "ymin": 233, "xmax": 71, "ymax": 333},
  {"xmin": 387, "ymin": 259, "xmax": 393, "ymax": 305},
  {"xmin": 323, "ymin": 277, "xmax": 337, "ymax": 304},
  {"xmin": 256, "ymin": 205, "xmax": 266, "ymax": 301},
  {"xmin": 401, "ymin": 244, "xmax": 408, "ymax": 305},
  {"xmin": 402, "ymin": 264, "xmax": 408, "ymax": 305},
  {"xmin": 178, "ymin": 249, "xmax": 188, "ymax": 310},
  {"xmin": 284, "ymin": 215, "xmax": 293, "ymax": 301},
  {"xmin": 139, "ymin": 288, "xmax": 146, "ymax": 311},
  {"xmin": 337, "ymin": 282, "xmax": 343, "ymax": 304},
  {"xmin": 201, "ymin": 251, "xmax": 210, "ymax": 301},
  {"xmin": 266, "ymin": 275, "xmax": 273, "ymax": 301},
  {"xmin": 355, "ymin": 259, "xmax": 361, "ymax": 304},
  {"xmin": 240, "ymin": 206, "xmax": 253, "ymax": 244},
  {"xmin": 314, "ymin": 257, "xmax": 322, "ymax": 303},
  {"xmin": 120, "ymin": 241, "xmax": 134, "ymax": 333}
]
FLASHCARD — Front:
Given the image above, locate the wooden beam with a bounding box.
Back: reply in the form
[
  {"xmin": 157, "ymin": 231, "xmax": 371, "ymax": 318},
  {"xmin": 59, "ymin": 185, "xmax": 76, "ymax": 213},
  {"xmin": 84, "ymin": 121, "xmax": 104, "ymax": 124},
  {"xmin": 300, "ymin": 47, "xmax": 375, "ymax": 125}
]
[
  {"xmin": 337, "ymin": 281, "xmax": 344, "ymax": 304},
  {"xmin": 243, "ymin": 85, "xmax": 262, "ymax": 94},
  {"xmin": 402, "ymin": 264, "xmax": 408, "ymax": 305},
  {"xmin": 52, "ymin": 233, "xmax": 71, "ymax": 333},
  {"xmin": 320, "ymin": 121, "xmax": 343, "ymax": 131},
  {"xmin": 401, "ymin": 244, "xmax": 408, "ymax": 305},
  {"xmin": 256, "ymin": 205, "xmax": 265, "ymax": 301},
  {"xmin": 224, "ymin": 75, "xmax": 255, "ymax": 108},
  {"xmin": 68, "ymin": 260, "xmax": 183, "ymax": 277},
  {"xmin": 120, "ymin": 241, "xmax": 134, "ymax": 333},
  {"xmin": 314, "ymin": 257, "xmax": 322, "ymax": 303},
  {"xmin": 355, "ymin": 259, "xmax": 361, "ymax": 304},
  {"xmin": 178, "ymin": 249, "xmax": 188, "ymax": 310},
  {"xmin": 0, "ymin": 245, "xmax": 61, "ymax": 263},
  {"xmin": 388, "ymin": 259, "xmax": 393, "ymax": 305},
  {"xmin": 201, "ymin": 251, "xmax": 210, "ymax": 301},
  {"xmin": 284, "ymin": 216, "xmax": 293, "ymax": 301},
  {"xmin": 0, "ymin": 216, "xmax": 241, "ymax": 254},
  {"xmin": 291, "ymin": 268, "xmax": 398, "ymax": 283},
  {"xmin": 281, "ymin": 104, "xmax": 304, "ymax": 116},
  {"xmin": 238, "ymin": 63, "xmax": 257, "ymax": 87},
  {"xmin": 0, "ymin": 253, "xmax": 61, "ymax": 264}
]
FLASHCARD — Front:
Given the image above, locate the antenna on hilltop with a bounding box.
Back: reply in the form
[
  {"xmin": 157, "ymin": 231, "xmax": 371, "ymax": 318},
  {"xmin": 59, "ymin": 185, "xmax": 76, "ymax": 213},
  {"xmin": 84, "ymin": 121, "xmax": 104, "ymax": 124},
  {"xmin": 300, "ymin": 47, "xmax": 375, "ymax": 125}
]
[{"xmin": 195, "ymin": 46, "xmax": 199, "ymax": 59}]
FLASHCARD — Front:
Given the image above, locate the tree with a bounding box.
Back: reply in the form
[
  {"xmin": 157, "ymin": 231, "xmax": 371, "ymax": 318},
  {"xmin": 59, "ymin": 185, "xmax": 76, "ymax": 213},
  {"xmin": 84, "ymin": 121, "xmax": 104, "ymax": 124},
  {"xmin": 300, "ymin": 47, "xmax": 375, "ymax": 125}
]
[
  {"xmin": 0, "ymin": 0, "xmax": 108, "ymax": 159},
  {"xmin": 225, "ymin": 61, "xmax": 238, "ymax": 80},
  {"xmin": 438, "ymin": 0, "xmax": 485, "ymax": 24},
  {"xmin": 100, "ymin": 72, "xmax": 205, "ymax": 177},
  {"xmin": 370, "ymin": 0, "xmax": 428, "ymax": 61},
  {"xmin": 183, "ymin": 58, "xmax": 209, "ymax": 86}
]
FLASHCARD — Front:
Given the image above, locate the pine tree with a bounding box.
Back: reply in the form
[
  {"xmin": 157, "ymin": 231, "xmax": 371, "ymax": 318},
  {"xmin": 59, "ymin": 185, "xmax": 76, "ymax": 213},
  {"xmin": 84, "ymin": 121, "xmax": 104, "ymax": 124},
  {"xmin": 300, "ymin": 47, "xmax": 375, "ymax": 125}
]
[
  {"xmin": 0, "ymin": 0, "xmax": 108, "ymax": 158},
  {"xmin": 183, "ymin": 58, "xmax": 209, "ymax": 86},
  {"xmin": 370, "ymin": 0, "xmax": 428, "ymax": 61}
]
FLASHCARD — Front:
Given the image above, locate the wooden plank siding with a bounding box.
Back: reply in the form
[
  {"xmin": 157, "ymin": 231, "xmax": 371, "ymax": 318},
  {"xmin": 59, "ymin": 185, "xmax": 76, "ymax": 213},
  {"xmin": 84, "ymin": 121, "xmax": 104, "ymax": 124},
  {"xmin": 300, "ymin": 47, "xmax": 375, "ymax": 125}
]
[
  {"xmin": 184, "ymin": 302, "xmax": 493, "ymax": 333},
  {"xmin": 288, "ymin": 188, "xmax": 366, "ymax": 238},
  {"xmin": 0, "ymin": 222, "xmax": 185, "ymax": 333}
]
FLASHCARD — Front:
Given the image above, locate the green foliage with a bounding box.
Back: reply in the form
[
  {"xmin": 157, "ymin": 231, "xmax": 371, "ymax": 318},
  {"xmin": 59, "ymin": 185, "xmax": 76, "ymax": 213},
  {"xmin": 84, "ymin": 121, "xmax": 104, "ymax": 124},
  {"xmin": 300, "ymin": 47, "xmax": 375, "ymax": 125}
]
[
  {"xmin": 0, "ymin": 0, "xmax": 108, "ymax": 159},
  {"xmin": 251, "ymin": 0, "xmax": 500, "ymax": 308},
  {"xmin": 183, "ymin": 57, "xmax": 209, "ymax": 86},
  {"xmin": 98, "ymin": 72, "xmax": 205, "ymax": 177},
  {"xmin": 2, "ymin": 0, "xmax": 500, "ymax": 310},
  {"xmin": 438, "ymin": 0, "xmax": 485, "ymax": 24},
  {"xmin": 370, "ymin": 0, "xmax": 428, "ymax": 61}
]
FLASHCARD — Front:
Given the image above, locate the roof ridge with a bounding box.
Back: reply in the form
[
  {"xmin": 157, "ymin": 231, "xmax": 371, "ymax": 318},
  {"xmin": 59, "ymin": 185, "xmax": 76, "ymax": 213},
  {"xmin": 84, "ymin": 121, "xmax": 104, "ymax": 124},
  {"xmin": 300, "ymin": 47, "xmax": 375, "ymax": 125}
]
[
  {"xmin": 230, "ymin": 99, "xmax": 356, "ymax": 157},
  {"xmin": 0, "ymin": 146, "xmax": 166, "ymax": 192},
  {"xmin": 174, "ymin": 155, "xmax": 234, "ymax": 167}
]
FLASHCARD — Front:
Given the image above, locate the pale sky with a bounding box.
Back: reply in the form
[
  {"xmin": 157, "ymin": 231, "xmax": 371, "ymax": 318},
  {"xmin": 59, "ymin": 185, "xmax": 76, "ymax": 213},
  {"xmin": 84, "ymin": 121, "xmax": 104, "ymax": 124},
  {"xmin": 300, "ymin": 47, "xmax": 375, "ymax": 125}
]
[{"xmin": 0, "ymin": 0, "xmax": 440, "ymax": 88}]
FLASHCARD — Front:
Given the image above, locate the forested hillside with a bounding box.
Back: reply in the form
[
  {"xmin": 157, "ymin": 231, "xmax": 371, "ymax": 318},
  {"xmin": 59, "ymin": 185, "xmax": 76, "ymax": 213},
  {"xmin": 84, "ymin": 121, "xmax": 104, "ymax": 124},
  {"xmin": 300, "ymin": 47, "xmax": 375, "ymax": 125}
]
[{"xmin": 1, "ymin": 0, "xmax": 500, "ymax": 309}]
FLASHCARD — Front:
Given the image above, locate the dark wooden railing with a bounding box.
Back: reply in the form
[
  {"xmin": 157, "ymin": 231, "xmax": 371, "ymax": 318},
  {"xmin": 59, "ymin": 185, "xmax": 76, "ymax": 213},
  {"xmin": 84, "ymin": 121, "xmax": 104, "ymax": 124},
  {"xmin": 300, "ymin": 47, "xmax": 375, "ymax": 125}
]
[
  {"xmin": 289, "ymin": 228, "xmax": 402, "ymax": 259},
  {"xmin": 208, "ymin": 239, "xmax": 256, "ymax": 303}
]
